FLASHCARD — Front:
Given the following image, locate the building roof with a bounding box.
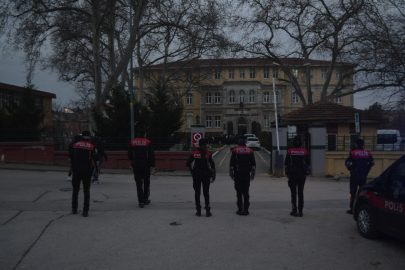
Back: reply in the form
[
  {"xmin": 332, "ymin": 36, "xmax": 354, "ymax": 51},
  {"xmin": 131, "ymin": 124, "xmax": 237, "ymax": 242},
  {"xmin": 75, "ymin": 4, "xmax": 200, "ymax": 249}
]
[
  {"xmin": 136, "ymin": 57, "xmax": 354, "ymax": 71},
  {"xmin": 0, "ymin": 82, "xmax": 57, "ymax": 99},
  {"xmin": 280, "ymin": 101, "xmax": 387, "ymax": 124}
]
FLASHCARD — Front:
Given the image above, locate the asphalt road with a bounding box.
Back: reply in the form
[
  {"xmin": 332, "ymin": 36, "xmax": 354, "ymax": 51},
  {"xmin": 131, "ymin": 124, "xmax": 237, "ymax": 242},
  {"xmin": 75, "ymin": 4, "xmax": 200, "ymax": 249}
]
[
  {"xmin": 214, "ymin": 145, "xmax": 271, "ymax": 175},
  {"xmin": 1, "ymin": 167, "xmax": 404, "ymax": 270}
]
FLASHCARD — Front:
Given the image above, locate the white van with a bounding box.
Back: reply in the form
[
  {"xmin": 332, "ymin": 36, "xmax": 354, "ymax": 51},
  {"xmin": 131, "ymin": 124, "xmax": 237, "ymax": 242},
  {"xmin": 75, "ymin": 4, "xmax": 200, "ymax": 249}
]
[{"xmin": 377, "ymin": 130, "xmax": 404, "ymax": 151}]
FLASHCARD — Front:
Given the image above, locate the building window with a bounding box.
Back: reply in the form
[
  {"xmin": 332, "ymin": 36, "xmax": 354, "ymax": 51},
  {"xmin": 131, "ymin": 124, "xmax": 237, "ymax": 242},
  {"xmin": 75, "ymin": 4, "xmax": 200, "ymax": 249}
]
[
  {"xmin": 310, "ymin": 69, "xmax": 313, "ymax": 80},
  {"xmin": 292, "ymin": 69, "xmax": 298, "ymax": 78},
  {"xmin": 273, "ymin": 68, "xmax": 279, "ymax": 79},
  {"xmin": 145, "ymin": 93, "xmax": 151, "ymax": 106},
  {"xmin": 186, "ymin": 93, "xmax": 193, "ymax": 105},
  {"xmin": 337, "ymin": 91, "xmax": 342, "ymax": 103},
  {"xmin": 13, "ymin": 92, "xmax": 20, "ymax": 106},
  {"xmin": 206, "ymin": 93, "xmax": 212, "ymax": 104},
  {"xmin": 206, "ymin": 116, "xmax": 212, "ymax": 128},
  {"xmin": 263, "ymin": 92, "xmax": 270, "ymax": 103},
  {"xmin": 145, "ymin": 72, "xmax": 150, "ymax": 82},
  {"xmin": 215, "ymin": 70, "xmax": 221, "ymax": 80},
  {"xmin": 186, "ymin": 71, "xmax": 192, "ymax": 82},
  {"xmin": 327, "ymin": 134, "xmax": 337, "ymax": 151},
  {"xmin": 250, "ymin": 68, "xmax": 255, "ymax": 78},
  {"xmin": 229, "ymin": 69, "xmax": 234, "ymax": 79},
  {"xmin": 214, "ymin": 93, "xmax": 221, "ymax": 104},
  {"xmin": 249, "ymin": 90, "xmax": 255, "ymax": 103},
  {"xmin": 321, "ymin": 69, "xmax": 327, "ymax": 80},
  {"xmin": 272, "ymin": 92, "xmax": 279, "ymax": 103},
  {"xmin": 186, "ymin": 114, "xmax": 193, "ymax": 128},
  {"xmin": 206, "ymin": 70, "xmax": 212, "ymax": 80},
  {"xmin": 264, "ymin": 115, "xmax": 269, "ymax": 127},
  {"xmin": 239, "ymin": 90, "xmax": 245, "ymax": 103},
  {"xmin": 263, "ymin": 68, "xmax": 269, "ymax": 79},
  {"xmin": 35, "ymin": 96, "xmax": 42, "ymax": 109},
  {"xmin": 215, "ymin": 116, "xmax": 221, "ymax": 128},
  {"xmin": 3, "ymin": 90, "xmax": 10, "ymax": 107},
  {"xmin": 229, "ymin": 90, "xmax": 235, "ymax": 103},
  {"xmin": 239, "ymin": 69, "xmax": 245, "ymax": 79},
  {"xmin": 336, "ymin": 69, "xmax": 341, "ymax": 80},
  {"xmin": 292, "ymin": 92, "xmax": 299, "ymax": 104},
  {"xmin": 172, "ymin": 73, "xmax": 179, "ymax": 83}
]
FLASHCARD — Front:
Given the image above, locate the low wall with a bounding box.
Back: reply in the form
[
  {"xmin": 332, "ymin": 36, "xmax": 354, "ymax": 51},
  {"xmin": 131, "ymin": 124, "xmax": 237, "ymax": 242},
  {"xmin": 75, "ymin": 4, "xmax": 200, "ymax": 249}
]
[
  {"xmin": 0, "ymin": 142, "xmax": 190, "ymax": 170},
  {"xmin": 326, "ymin": 151, "xmax": 405, "ymax": 178}
]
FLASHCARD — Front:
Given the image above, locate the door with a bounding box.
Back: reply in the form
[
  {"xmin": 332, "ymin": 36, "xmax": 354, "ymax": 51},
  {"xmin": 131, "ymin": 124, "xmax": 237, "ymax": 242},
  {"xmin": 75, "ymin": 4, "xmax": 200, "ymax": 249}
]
[
  {"xmin": 376, "ymin": 158, "xmax": 405, "ymax": 235},
  {"xmin": 237, "ymin": 118, "xmax": 247, "ymax": 136},
  {"xmin": 227, "ymin": 121, "xmax": 233, "ymax": 135}
]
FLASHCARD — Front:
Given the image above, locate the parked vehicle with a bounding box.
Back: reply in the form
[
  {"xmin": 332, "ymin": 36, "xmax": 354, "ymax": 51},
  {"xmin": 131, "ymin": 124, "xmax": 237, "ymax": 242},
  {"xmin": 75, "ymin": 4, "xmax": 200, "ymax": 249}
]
[
  {"xmin": 377, "ymin": 130, "xmax": 403, "ymax": 151},
  {"xmin": 246, "ymin": 137, "xmax": 261, "ymax": 150},
  {"xmin": 244, "ymin": 134, "xmax": 257, "ymax": 139},
  {"xmin": 353, "ymin": 155, "xmax": 405, "ymax": 241}
]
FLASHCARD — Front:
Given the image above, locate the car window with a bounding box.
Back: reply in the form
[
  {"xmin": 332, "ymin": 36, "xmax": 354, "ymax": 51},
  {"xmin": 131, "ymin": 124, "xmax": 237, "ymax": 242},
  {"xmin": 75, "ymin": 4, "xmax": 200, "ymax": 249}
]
[
  {"xmin": 387, "ymin": 161, "xmax": 405, "ymax": 187},
  {"xmin": 248, "ymin": 138, "xmax": 259, "ymax": 141}
]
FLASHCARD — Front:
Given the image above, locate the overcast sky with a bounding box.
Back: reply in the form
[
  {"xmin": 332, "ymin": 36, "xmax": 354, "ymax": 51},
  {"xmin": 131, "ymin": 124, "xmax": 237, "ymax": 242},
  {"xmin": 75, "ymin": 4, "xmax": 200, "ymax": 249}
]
[{"xmin": 0, "ymin": 50, "xmax": 376, "ymax": 109}]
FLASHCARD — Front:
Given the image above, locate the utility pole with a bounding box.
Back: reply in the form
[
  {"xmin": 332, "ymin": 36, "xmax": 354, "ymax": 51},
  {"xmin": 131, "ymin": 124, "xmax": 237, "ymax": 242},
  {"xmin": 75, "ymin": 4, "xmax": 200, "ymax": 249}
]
[{"xmin": 129, "ymin": 0, "xmax": 135, "ymax": 140}]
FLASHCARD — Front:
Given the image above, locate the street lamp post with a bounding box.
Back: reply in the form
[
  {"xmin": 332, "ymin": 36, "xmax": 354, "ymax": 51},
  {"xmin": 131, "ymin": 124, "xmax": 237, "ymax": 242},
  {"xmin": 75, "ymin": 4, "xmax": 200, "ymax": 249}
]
[{"xmin": 129, "ymin": 0, "xmax": 135, "ymax": 140}]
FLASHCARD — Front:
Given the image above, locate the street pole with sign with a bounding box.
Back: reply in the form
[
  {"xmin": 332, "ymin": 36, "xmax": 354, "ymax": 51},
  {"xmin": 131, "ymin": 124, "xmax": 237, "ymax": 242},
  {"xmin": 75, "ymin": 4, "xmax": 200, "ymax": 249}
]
[
  {"xmin": 273, "ymin": 77, "xmax": 280, "ymax": 155},
  {"xmin": 355, "ymin": 113, "xmax": 361, "ymax": 134}
]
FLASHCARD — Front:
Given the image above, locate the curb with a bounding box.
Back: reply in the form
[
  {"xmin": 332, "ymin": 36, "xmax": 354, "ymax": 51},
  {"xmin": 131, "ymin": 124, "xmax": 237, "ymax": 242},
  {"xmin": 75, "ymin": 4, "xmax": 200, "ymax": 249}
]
[{"xmin": 213, "ymin": 145, "xmax": 227, "ymax": 157}]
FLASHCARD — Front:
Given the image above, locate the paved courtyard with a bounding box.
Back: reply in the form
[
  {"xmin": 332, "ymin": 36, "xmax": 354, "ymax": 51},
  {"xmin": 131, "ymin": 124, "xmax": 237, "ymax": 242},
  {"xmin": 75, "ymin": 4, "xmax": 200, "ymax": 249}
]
[{"xmin": 0, "ymin": 166, "xmax": 404, "ymax": 270}]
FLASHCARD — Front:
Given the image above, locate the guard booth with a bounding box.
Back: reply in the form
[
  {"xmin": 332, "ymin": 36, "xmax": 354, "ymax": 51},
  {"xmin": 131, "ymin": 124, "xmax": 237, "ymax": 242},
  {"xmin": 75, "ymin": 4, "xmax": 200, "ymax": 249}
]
[
  {"xmin": 272, "ymin": 101, "xmax": 387, "ymax": 177},
  {"xmin": 190, "ymin": 125, "xmax": 205, "ymax": 151}
]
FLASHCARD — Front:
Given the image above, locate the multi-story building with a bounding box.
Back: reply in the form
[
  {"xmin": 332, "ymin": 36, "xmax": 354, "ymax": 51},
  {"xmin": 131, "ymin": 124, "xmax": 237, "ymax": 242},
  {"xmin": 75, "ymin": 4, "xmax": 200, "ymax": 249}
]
[
  {"xmin": 134, "ymin": 58, "xmax": 354, "ymax": 135},
  {"xmin": 0, "ymin": 82, "xmax": 56, "ymax": 128}
]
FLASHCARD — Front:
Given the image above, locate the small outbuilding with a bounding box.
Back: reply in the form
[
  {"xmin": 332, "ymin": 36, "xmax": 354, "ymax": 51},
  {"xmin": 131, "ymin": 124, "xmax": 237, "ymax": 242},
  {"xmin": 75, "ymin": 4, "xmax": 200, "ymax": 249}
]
[{"xmin": 271, "ymin": 101, "xmax": 402, "ymax": 178}]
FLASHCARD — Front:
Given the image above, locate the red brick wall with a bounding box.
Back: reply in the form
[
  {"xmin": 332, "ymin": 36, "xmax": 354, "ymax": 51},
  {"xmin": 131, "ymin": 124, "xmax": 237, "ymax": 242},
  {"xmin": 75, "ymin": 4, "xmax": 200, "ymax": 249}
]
[{"xmin": 0, "ymin": 142, "xmax": 190, "ymax": 170}]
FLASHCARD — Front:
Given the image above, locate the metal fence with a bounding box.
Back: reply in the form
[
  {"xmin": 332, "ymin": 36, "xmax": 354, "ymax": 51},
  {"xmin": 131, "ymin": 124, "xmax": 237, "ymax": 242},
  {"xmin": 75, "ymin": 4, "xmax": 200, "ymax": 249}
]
[
  {"xmin": 0, "ymin": 134, "xmax": 189, "ymax": 151},
  {"xmin": 326, "ymin": 135, "xmax": 405, "ymax": 152}
]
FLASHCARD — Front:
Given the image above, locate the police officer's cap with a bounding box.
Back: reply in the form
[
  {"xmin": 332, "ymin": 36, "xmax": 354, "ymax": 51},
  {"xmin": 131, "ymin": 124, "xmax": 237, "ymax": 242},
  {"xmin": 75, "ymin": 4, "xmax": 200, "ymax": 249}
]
[
  {"xmin": 199, "ymin": 138, "xmax": 207, "ymax": 146},
  {"xmin": 82, "ymin": 130, "xmax": 91, "ymax": 140},
  {"xmin": 293, "ymin": 136, "xmax": 302, "ymax": 147},
  {"xmin": 356, "ymin": 138, "xmax": 364, "ymax": 147},
  {"xmin": 138, "ymin": 128, "xmax": 146, "ymax": 137}
]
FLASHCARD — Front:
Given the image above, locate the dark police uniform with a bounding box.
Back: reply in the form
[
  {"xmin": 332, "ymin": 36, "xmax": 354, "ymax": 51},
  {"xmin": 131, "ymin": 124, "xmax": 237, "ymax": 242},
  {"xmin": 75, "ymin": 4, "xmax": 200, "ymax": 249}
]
[
  {"xmin": 186, "ymin": 144, "xmax": 216, "ymax": 217},
  {"xmin": 127, "ymin": 136, "xmax": 155, "ymax": 207},
  {"xmin": 345, "ymin": 146, "xmax": 375, "ymax": 213},
  {"xmin": 229, "ymin": 143, "xmax": 256, "ymax": 215},
  {"xmin": 69, "ymin": 137, "xmax": 99, "ymax": 217},
  {"xmin": 284, "ymin": 147, "xmax": 310, "ymax": 216}
]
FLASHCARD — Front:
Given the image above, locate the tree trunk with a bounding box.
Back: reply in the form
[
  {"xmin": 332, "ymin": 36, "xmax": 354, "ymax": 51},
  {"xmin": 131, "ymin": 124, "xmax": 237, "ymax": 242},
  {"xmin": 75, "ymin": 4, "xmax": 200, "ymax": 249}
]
[{"xmin": 91, "ymin": 0, "xmax": 103, "ymax": 117}]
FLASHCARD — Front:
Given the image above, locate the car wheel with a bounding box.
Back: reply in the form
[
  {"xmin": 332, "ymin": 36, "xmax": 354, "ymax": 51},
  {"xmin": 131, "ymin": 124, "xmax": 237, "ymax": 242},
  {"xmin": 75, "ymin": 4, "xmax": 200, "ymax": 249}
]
[{"xmin": 356, "ymin": 204, "xmax": 378, "ymax": 239}]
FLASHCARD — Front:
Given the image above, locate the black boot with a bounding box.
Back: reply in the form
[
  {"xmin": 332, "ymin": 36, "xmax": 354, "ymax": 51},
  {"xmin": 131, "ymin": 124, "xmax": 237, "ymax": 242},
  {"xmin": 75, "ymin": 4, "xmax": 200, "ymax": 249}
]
[
  {"xmin": 196, "ymin": 207, "xmax": 202, "ymax": 217},
  {"xmin": 205, "ymin": 207, "xmax": 212, "ymax": 217},
  {"xmin": 244, "ymin": 202, "xmax": 250, "ymax": 216}
]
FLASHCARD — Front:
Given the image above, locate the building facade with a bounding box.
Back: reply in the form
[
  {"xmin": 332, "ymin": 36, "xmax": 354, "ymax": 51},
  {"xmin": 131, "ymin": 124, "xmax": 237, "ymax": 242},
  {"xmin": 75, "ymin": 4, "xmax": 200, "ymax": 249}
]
[
  {"xmin": 134, "ymin": 58, "xmax": 354, "ymax": 135},
  {"xmin": 0, "ymin": 82, "xmax": 56, "ymax": 128}
]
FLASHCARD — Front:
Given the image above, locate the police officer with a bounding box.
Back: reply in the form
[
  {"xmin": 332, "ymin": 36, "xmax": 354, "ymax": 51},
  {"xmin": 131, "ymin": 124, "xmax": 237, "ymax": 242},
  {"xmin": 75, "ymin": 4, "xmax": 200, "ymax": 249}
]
[
  {"xmin": 91, "ymin": 131, "xmax": 108, "ymax": 185},
  {"xmin": 284, "ymin": 136, "xmax": 310, "ymax": 217},
  {"xmin": 69, "ymin": 131, "xmax": 99, "ymax": 217},
  {"xmin": 229, "ymin": 136, "xmax": 256, "ymax": 216},
  {"xmin": 345, "ymin": 138, "xmax": 375, "ymax": 214},
  {"xmin": 127, "ymin": 128, "xmax": 155, "ymax": 208},
  {"xmin": 67, "ymin": 134, "xmax": 82, "ymax": 181},
  {"xmin": 186, "ymin": 138, "xmax": 216, "ymax": 217}
]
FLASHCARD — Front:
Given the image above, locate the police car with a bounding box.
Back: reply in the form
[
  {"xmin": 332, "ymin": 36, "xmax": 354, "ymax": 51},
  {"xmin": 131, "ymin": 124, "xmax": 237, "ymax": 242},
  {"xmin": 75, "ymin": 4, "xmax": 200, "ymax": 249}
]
[{"xmin": 353, "ymin": 155, "xmax": 405, "ymax": 241}]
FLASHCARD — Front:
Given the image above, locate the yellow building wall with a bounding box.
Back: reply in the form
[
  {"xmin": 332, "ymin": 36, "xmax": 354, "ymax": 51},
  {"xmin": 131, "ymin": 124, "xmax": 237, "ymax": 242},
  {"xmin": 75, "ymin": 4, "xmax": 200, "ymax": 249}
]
[
  {"xmin": 42, "ymin": 97, "xmax": 54, "ymax": 127},
  {"xmin": 326, "ymin": 151, "xmax": 405, "ymax": 178}
]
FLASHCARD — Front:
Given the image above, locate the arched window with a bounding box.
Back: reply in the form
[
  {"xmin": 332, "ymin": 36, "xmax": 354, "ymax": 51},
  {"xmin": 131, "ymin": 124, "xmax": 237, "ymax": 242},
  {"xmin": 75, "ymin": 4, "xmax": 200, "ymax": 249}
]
[
  {"xmin": 238, "ymin": 118, "xmax": 246, "ymax": 125},
  {"xmin": 229, "ymin": 90, "xmax": 235, "ymax": 103},
  {"xmin": 214, "ymin": 92, "xmax": 221, "ymax": 103},
  {"xmin": 239, "ymin": 90, "xmax": 245, "ymax": 103},
  {"xmin": 249, "ymin": 90, "xmax": 255, "ymax": 103}
]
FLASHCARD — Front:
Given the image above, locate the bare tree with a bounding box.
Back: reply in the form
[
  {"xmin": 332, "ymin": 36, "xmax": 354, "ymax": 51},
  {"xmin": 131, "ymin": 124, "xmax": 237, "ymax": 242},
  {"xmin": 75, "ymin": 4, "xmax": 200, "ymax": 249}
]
[{"xmin": 233, "ymin": 0, "xmax": 404, "ymax": 106}]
